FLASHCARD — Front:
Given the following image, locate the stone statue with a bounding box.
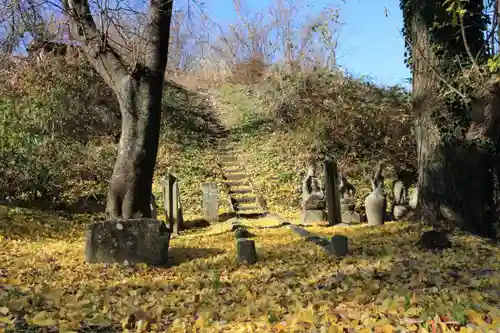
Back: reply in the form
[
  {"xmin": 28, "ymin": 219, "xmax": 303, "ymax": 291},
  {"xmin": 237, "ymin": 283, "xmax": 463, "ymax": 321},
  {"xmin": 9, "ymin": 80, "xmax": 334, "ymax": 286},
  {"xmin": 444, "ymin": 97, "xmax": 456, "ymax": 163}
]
[
  {"xmin": 301, "ymin": 163, "xmax": 325, "ymax": 210},
  {"xmin": 338, "ymin": 173, "xmax": 356, "ymax": 200},
  {"xmin": 391, "ymin": 180, "xmax": 409, "ymax": 220},
  {"xmin": 370, "ymin": 161, "xmax": 385, "ymax": 191},
  {"xmin": 365, "ymin": 162, "xmax": 387, "ymax": 226},
  {"xmin": 300, "ymin": 163, "xmax": 327, "ymax": 223},
  {"xmin": 338, "ymin": 172, "xmax": 360, "ymax": 224}
]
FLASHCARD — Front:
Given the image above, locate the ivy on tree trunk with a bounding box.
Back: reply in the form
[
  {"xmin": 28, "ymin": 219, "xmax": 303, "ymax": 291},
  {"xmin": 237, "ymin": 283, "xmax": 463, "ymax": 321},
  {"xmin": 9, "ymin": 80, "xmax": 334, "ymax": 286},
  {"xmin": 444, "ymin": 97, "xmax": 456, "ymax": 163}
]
[
  {"xmin": 63, "ymin": 0, "xmax": 174, "ymax": 219},
  {"xmin": 402, "ymin": 0, "xmax": 500, "ymax": 238}
]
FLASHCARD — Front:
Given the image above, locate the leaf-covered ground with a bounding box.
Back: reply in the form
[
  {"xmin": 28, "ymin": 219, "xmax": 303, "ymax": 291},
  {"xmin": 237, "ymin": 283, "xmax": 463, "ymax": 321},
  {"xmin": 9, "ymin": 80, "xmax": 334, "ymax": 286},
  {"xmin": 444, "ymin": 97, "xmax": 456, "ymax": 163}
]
[{"xmin": 0, "ymin": 206, "xmax": 499, "ymax": 333}]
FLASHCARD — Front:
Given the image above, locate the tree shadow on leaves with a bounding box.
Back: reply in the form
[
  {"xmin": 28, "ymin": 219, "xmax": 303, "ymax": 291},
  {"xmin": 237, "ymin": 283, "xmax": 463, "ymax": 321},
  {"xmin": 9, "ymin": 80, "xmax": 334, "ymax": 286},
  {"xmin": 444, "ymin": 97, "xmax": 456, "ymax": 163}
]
[{"xmin": 167, "ymin": 247, "xmax": 224, "ymax": 267}]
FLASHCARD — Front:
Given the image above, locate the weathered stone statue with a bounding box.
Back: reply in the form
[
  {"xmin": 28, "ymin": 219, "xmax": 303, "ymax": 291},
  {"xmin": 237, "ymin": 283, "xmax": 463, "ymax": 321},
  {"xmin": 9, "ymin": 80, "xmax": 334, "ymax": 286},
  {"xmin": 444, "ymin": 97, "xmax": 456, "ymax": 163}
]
[
  {"xmin": 365, "ymin": 162, "xmax": 387, "ymax": 226},
  {"xmin": 301, "ymin": 163, "xmax": 327, "ymax": 223},
  {"xmin": 338, "ymin": 173, "xmax": 360, "ymax": 224},
  {"xmin": 391, "ymin": 180, "xmax": 409, "ymax": 220},
  {"xmin": 370, "ymin": 161, "xmax": 385, "ymax": 191}
]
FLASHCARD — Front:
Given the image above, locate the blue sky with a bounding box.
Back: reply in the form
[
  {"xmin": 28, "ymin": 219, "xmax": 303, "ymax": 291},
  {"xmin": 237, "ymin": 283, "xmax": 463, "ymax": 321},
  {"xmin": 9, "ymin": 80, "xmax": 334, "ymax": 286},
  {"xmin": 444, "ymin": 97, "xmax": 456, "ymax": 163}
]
[{"xmin": 203, "ymin": 0, "xmax": 411, "ymax": 88}]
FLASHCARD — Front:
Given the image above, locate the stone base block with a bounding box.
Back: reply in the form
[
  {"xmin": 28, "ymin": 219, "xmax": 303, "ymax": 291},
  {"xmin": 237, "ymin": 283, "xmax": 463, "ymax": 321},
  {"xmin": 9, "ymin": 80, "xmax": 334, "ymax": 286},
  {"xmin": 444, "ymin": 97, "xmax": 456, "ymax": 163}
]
[
  {"xmin": 301, "ymin": 209, "xmax": 327, "ymax": 224},
  {"xmin": 84, "ymin": 218, "xmax": 171, "ymax": 266},
  {"xmin": 393, "ymin": 205, "xmax": 409, "ymax": 220},
  {"xmin": 341, "ymin": 211, "xmax": 361, "ymax": 224}
]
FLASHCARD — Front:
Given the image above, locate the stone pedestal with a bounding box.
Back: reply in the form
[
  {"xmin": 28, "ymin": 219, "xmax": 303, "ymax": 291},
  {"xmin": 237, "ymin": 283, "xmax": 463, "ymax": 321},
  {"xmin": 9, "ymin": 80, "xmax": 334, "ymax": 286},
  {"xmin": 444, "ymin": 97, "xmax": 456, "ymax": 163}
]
[
  {"xmin": 84, "ymin": 219, "xmax": 170, "ymax": 266},
  {"xmin": 393, "ymin": 205, "xmax": 409, "ymax": 220},
  {"xmin": 339, "ymin": 198, "xmax": 360, "ymax": 224},
  {"xmin": 301, "ymin": 209, "xmax": 327, "ymax": 224}
]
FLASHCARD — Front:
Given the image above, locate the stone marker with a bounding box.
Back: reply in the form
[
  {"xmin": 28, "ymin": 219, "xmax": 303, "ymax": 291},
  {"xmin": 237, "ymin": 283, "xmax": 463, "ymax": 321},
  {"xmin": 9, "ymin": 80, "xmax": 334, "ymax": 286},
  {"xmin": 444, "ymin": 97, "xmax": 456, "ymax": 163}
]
[
  {"xmin": 329, "ymin": 235, "xmax": 349, "ymax": 257},
  {"xmin": 365, "ymin": 163, "xmax": 387, "ymax": 226},
  {"xmin": 301, "ymin": 162, "xmax": 327, "ymax": 224},
  {"xmin": 84, "ymin": 218, "xmax": 170, "ymax": 266},
  {"xmin": 324, "ymin": 158, "xmax": 342, "ymax": 226},
  {"xmin": 236, "ymin": 238, "xmax": 257, "ymax": 264},
  {"xmin": 202, "ymin": 182, "xmax": 219, "ymax": 223},
  {"xmin": 160, "ymin": 174, "xmax": 184, "ymax": 234}
]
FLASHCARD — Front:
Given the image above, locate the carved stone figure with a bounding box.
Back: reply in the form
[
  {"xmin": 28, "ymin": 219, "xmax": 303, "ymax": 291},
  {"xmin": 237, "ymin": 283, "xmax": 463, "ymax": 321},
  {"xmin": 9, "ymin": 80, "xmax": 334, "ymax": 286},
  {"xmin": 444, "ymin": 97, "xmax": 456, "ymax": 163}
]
[
  {"xmin": 338, "ymin": 173, "xmax": 356, "ymax": 200},
  {"xmin": 392, "ymin": 180, "xmax": 408, "ymax": 205},
  {"xmin": 301, "ymin": 163, "xmax": 326, "ymax": 210},
  {"xmin": 338, "ymin": 173, "xmax": 360, "ymax": 224},
  {"xmin": 391, "ymin": 179, "xmax": 409, "ymax": 220},
  {"xmin": 365, "ymin": 162, "xmax": 387, "ymax": 226},
  {"xmin": 300, "ymin": 163, "xmax": 327, "ymax": 223},
  {"xmin": 370, "ymin": 161, "xmax": 385, "ymax": 191}
]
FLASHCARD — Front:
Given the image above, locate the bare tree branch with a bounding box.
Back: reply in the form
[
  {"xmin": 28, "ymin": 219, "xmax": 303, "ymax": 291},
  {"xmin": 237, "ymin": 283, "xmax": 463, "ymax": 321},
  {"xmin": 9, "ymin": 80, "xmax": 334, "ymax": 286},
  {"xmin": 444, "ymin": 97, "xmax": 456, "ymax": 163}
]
[
  {"xmin": 63, "ymin": 0, "xmax": 128, "ymax": 92},
  {"xmin": 144, "ymin": 0, "xmax": 173, "ymax": 73}
]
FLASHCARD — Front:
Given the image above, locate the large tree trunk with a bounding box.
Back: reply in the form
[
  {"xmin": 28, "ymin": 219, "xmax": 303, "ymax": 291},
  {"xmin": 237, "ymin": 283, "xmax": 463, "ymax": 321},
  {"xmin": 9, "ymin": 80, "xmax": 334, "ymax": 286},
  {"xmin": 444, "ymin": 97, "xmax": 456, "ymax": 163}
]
[
  {"xmin": 64, "ymin": 0, "xmax": 173, "ymax": 219},
  {"xmin": 106, "ymin": 73, "xmax": 164, "ymax": 219},
  {"xmin": 406, "ymin": 0, "xmax": 498, "ymax": 238}
]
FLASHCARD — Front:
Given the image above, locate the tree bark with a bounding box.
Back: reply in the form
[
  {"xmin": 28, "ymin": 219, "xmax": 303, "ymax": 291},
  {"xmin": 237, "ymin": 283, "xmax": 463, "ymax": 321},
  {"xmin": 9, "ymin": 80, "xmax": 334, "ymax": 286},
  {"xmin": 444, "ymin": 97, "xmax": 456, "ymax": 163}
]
[
  {"xmin": 64, "ymin": 0, "xmax": 173, "ymax": 219},
  {"xmin": 407, "ymin": 0, "xmax": 498, "ymax": 238}
]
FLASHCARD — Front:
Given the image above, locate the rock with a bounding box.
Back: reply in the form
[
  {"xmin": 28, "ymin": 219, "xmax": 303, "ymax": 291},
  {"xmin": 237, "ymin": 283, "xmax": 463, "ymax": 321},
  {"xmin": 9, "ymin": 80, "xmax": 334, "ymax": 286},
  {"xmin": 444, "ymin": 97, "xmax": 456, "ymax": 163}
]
[
  {"xmin": 236, "ymin": 238, "xmax": 257, "ymax": 264},
  {"xmin": 85, "ymin": 219, "xmax": 170, "ymax": 266},
  {"xmin": 329, "ymin": 235, "xmax": 349, "ymax": 256},
  {"xmin": 301, "ymin": 209, "xmax": 328, "ymax": 224},
  {"xmin": 393, "ymin": 205, "xmax": 409, "ymax": 220},
  {"xmin": 235, "ymin": 228, "xmax": 255, "ymax": 239},
  {"xmin": 417, "ymin": 230, "xmax": 451, "ymax": 250},
  {"xmin": 365, "ymin": 188, "xmax": 387, "ymax": 226}
]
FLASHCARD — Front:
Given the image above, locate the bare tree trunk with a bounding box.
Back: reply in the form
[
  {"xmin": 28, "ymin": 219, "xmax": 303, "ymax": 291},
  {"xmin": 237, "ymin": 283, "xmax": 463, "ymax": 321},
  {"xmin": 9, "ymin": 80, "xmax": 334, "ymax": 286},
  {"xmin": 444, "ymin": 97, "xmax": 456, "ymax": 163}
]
[
  {"xmin": 106, "ymin": 72, "xmax": 164, "ymax": 219},
  {"xmin": 406, "ymin": 0, "xmax": 497, "ymax": 238},
  {"xmin": 64, "ymin": 0, "xmax": 173, "ymax": 219}
]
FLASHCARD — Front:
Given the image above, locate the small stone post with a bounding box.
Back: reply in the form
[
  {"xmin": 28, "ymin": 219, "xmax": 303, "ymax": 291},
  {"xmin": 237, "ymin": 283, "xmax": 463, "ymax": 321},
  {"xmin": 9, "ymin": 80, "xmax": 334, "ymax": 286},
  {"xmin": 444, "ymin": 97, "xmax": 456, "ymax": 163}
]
[
  {"xmin": 202, "ymin": 182, "xmax": 219, "ymax": 223},
  {"xmin": 160, "ymin": 174, "xmax": 176, "ymax": 232},
  {"xmin": 236, "ymin": 238, "xmax": 257, "ymax": 264},
  {"xmin": 324, "ymin": 158, "xmax": 342, "ymax": 226}
]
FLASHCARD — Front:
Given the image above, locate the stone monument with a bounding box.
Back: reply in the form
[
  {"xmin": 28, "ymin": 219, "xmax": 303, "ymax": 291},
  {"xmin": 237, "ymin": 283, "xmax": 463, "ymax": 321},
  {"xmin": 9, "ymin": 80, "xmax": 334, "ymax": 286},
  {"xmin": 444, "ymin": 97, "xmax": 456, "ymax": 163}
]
[
  {"xmin": 300, "ymin": 163, "xmax": 327, "ymax": 224},
  {"xmin": 338, "ymin": 173, "xmax": 360, "ymax": 224},
  {"xmin": 365, "ymin": 162, "xmax": 387, "ymax": 226},
  {"xmin": 202, "ymin": 182, "xmax": 219, "ymax": 223},
  {"xmin": 391, "ymin": 180, "xmax": 409, "ymax": 220},
  {"xmin": 84, "ymin": 218, "xmax": 171, "ymax": 266}
]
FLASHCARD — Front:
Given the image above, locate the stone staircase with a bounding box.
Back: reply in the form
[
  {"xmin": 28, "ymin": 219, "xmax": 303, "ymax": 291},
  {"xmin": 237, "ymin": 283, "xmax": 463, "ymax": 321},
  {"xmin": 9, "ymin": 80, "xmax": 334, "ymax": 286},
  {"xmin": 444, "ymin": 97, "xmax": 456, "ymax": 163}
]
[{"xmin": 218, "ymin": 144, "xmax": 268, "ymax": 217}]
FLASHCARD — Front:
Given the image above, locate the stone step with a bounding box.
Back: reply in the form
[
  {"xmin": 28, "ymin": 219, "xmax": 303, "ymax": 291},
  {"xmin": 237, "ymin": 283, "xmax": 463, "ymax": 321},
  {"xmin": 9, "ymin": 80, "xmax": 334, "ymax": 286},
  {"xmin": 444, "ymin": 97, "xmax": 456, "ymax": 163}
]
[
  {"xmin": 220, "ymin": 161, "xmax": 239, "ymax": 167},
  {"xmin": 220, "ymin": 155, "xmax": 237, "ymax": 162},
  {"xmin": 224, "ymin": 173, "xmax": 247, "ymax": 181},
  {"xmin": 226, "ymin": 180, "xmax": 247, "ymax": 187},
  {"xmin": 231, "ymin": 196, "xmax": 257, "ymax": 204},
  {"xmin": 223, "ymin": 167, "xmax": 243, "ymax": 173},
  {"xmin": 229, "ymin": 187, "xmax": 253, "ymax": 194},
  {"xmin": 236, "ymin": 205, "xmax": 262, "ymax": 212}
]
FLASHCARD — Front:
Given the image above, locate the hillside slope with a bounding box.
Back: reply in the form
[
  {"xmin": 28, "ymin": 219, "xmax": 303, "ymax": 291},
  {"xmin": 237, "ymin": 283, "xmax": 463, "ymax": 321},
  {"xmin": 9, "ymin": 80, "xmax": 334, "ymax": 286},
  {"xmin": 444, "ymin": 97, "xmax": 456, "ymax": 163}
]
[{"xmin": 209, "ymin": 70, "xmax": 414, "ymax": 219}]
